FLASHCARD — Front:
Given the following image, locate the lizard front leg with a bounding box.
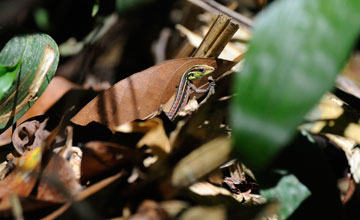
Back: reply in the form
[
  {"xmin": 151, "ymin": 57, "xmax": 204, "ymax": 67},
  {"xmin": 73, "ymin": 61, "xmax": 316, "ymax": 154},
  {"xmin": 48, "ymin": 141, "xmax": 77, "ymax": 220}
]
[
  {"xmin": 195, "ymin": 76, "xmax": 216, "ymax": 106},
  {"xmin": 189, "ymin": 76, "xmax": 216, "ymax": 93}
]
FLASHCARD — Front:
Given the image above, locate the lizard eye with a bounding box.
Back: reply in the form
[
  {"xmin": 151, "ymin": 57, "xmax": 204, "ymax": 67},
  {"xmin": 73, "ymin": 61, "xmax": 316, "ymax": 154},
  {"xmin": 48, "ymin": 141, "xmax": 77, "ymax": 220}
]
[{"xmin": 198, "ymin": 68, "xmax": 204, "ymax": 73}]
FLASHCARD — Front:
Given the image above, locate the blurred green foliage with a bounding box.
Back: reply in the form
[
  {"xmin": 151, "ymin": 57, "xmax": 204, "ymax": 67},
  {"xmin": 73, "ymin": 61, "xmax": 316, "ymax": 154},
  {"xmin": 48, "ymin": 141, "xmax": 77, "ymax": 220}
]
[
  {"xmin": 116, "ymin": 0, "xmax": 155, "ymax": 13},
  {"xmin": 34, "ymin": 7, "xmax": 50, "ymax": 31},
  {"xmin": 92, "ymin": 0, "xmax": 99, "ymax": 17},
  {"xmin": 231, "ymin": 0, "xmax": 360, "ymax": 171}
]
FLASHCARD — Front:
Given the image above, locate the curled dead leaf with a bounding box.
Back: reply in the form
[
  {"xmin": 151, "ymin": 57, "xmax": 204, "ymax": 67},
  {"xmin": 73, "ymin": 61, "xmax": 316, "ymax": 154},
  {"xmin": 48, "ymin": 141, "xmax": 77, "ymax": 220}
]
[{"xmin": 12, "ymin": 117, "xmax": 50, "ymax": 155}]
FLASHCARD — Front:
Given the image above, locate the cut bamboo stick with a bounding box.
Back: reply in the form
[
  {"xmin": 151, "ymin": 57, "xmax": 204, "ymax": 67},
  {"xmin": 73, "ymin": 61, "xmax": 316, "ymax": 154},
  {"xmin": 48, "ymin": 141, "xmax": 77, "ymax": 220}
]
[
  {"xmin": 192, "ymin": 14, "xmax": 239, "ymax": 58},
  {"xmin": 204, "ymin": 20, "xmax": 239, "ymax": 57},
  {"xmin": 188, "ymin": 0, "xmax": 253, "ymax": 30}
]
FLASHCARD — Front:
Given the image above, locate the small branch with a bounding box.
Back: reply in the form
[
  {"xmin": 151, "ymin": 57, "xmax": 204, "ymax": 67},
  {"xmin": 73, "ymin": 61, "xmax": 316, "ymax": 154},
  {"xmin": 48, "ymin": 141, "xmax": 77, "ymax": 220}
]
[
  {"xmin": 187, "ymin": 0, "xmax": 253, "ymax": 30},
  {"xmin": 192, "ymin": 14, "xmax": 239, "ymax": 58}
]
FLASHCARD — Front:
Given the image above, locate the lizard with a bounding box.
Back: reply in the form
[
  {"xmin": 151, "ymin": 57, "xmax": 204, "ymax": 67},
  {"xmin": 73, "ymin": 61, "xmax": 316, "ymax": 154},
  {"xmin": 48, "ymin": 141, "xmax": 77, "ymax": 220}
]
[{"xmin": 165, "ymin": 64, "xmax": 216, "ymax": 120}]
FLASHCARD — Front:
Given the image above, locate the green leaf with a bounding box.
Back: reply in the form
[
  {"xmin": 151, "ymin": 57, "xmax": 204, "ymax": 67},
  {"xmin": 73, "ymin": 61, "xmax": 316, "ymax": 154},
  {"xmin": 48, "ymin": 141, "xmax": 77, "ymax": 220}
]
[
  {"xmin": 0, "ymin": 59, "xmax": 21, "ymax": 100},
  {"xmin": 116, "ymin": 0, "xmax": 155, "ymax": 13},
  {"xmin": 0, "ymin": 33, "xmax": 59, "ymax": 131},
  {"xmin": 261, "ymin": 173, "xmax": 311, "ymax": 220},
  {"xmin": 231, "ymin": 0, "xmax": 360, "ymax": 171},
  {"xmin": 34, "ymin": 8, "xmax": 50, "ymax": 31},
  {"xmin": 92, "ymin": 0, "xmax": 99, "ymax": 17}
]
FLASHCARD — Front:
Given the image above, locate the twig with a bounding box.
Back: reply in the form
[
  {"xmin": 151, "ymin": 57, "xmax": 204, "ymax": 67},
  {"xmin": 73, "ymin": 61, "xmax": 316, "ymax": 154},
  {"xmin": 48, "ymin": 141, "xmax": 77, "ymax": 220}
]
[
  {"xmin": 10, "ymin": 194, "xmax": 24, "ymax": 220},
  {"xmin": 187, "ymin": 0, "xmax": 253, "ymax": 30},
  {"xmin": 192, "ymin": 14, "xmax": 239, "ymax": 58}
]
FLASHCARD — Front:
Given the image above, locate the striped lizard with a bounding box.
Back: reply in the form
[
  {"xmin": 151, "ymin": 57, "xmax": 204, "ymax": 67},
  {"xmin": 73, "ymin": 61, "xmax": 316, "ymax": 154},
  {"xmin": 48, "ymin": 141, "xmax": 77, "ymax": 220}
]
[{"xmin": 165, "ymin": 64, "xmax": 215, "ymax": 120}]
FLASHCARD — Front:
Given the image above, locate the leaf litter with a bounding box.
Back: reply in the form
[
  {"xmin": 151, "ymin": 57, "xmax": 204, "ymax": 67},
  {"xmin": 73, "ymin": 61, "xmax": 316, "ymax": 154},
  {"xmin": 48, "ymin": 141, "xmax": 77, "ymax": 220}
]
[
  {"xmin": 0, "ymin": 15, "xmax": 270, "ymax": 218},
  {"xmin": 2, "ymin": 1, "xmax": 360, "ymax": 219}
]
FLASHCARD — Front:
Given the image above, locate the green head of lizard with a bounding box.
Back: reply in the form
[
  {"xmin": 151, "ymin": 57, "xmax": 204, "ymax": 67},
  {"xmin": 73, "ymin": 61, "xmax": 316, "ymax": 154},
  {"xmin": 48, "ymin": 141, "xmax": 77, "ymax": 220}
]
[{"xmin": 186, "ymin": 64, "xmax": 215, "ymax": 81}]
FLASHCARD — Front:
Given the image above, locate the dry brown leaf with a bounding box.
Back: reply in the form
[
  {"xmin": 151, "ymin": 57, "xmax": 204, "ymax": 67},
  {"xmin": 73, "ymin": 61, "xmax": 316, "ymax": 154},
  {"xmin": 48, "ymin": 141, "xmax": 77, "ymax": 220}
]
[
  {"xmin": 0, "ymin": 196, "xmax": 58, "ymax": 217},
  {"xmin": 129, "ymin": 200, "xmax": 170, "ymax": 220},
  {"xmin": 341, "ymin": 52, "xmax": 360, "ymax": 86},
  {"xmin": 71, "ymin": 57, "xmax": 232, "ymax": 129},
  {"xmin": 336, "ymin": 75, "xmax": 360, "ymax": 99},
  {"xmin": 37, "ymin": 152, "xmax": 82, "ymax": 203},
  {"xmin": 172, "ymin": 137, "xmax": 232, "ymax": 187},
  {"xmin": 0, "ymin": 147, "xmax": 42, "ymax": 210},
  {"xmin": 0, "ymin": 171, "xmax": 39, "ymax": 211},
  {"xmin": 301, "ymin": 93, "xmax": 360, "ymax": 138},
  {"xmin": 81, "ymin": 141, "xmax": 143, "ymax": 183},
  {"xmin": 324, "ymin": 134, "xmax": 360, "ymax": 183},
  {"xmin": 304, "ymin": 93, "xmax": 344, "ymax": 123},
  {"xmin": 189, "ymin": 181, "xmax": 234, "ymax": 196},
  {"xmin": 42, "ymin": 171, "xmax": 124, "ymax": 220},
  {"xmin": 53, "ymin": 126, "xmax": 82, "ymax": 180},
  {"xmin": 160, "ymin": 200, "xmax": 189, "ymax": 219},
  {"xmin": 136, "ymin": 119, "xmax": 171, "ymax": 154},
  {"xmin": 115, "ymin": 118, "xmax": 171, "ymax": 154},
  {"xmin": 180, "ymin": 205, "xmax": 226, "ymax": 220}
]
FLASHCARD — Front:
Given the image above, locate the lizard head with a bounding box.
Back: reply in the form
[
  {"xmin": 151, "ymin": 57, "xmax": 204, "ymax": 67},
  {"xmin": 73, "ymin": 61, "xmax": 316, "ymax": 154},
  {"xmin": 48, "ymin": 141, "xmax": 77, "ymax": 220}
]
[{"xmin": 186, "ymin": 64, "xmax": 215, "ymax": 81}]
